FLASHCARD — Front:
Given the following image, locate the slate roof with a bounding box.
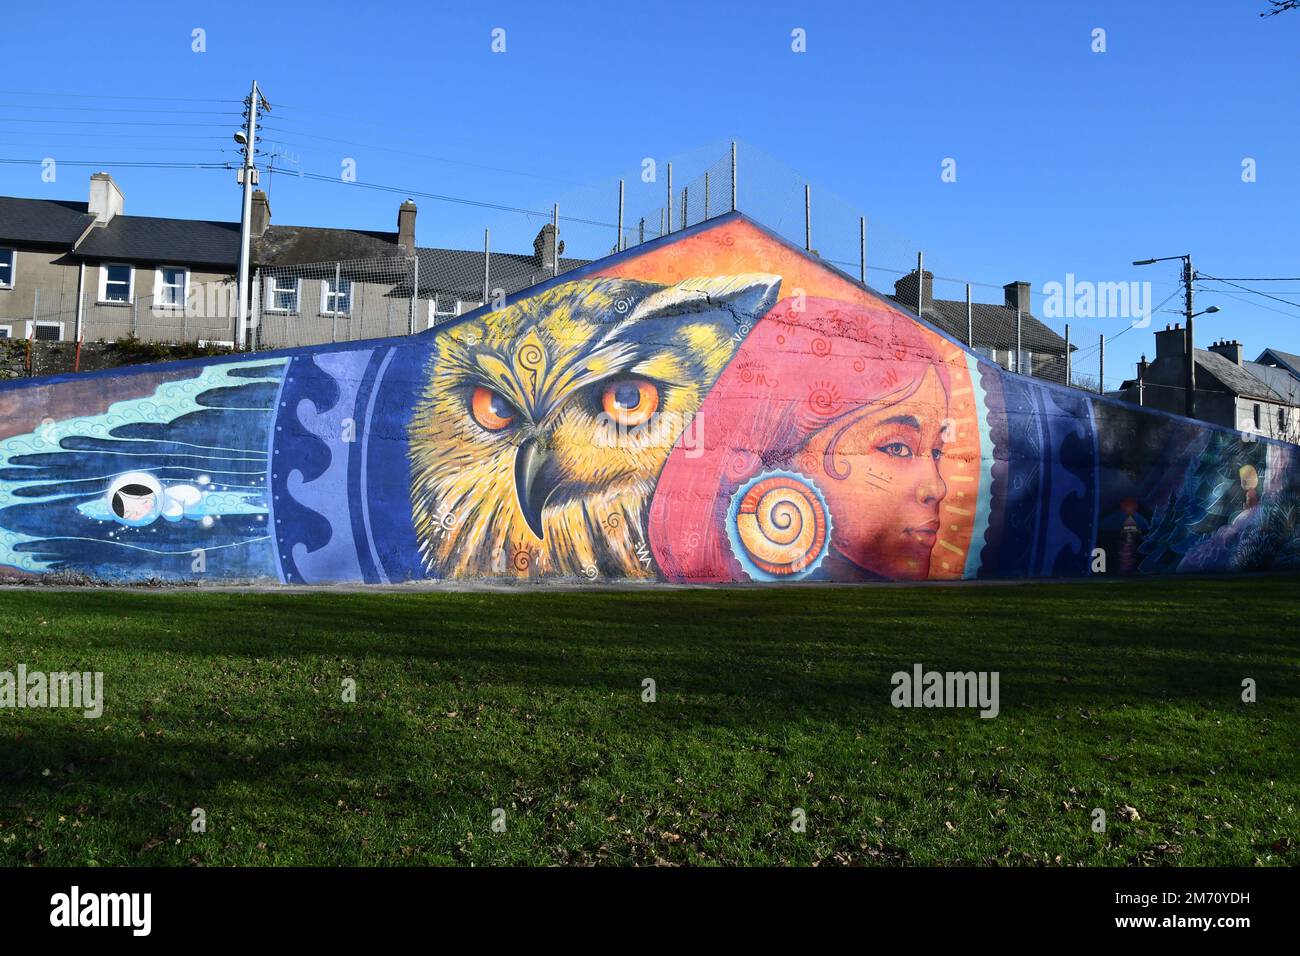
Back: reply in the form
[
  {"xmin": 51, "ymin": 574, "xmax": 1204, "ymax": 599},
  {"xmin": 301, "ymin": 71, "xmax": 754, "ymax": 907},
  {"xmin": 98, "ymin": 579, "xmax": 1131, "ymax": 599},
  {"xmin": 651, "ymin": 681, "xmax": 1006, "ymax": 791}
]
[
  {"xmin": 72, "ymin": 215, "xmax": 242, "ymax": 268},
  {"xmin": 890, "ymin": 295, "xmax": 1069, "ymax": 353},
  {"xmin": 1244, "ymin": 361, "xmax": 1300, "ymax": 405},
  {"xmin": 1193, "ymin": 349, "xmax": 1284, "ymax": 402},
  {"xmin": 255, "ymin": 226, "xmax": 402, "ymax": 268},
  {"xmin": 0, "ymin": 197, "xmax": 95, "ymax": 246},
  {"xmin": 1257, "ymin": 348, "xmax": 1300, "ymax": 377},
  {"xmin": 401, "ymin": 248, "xmax": 591, "ymax": 299}
]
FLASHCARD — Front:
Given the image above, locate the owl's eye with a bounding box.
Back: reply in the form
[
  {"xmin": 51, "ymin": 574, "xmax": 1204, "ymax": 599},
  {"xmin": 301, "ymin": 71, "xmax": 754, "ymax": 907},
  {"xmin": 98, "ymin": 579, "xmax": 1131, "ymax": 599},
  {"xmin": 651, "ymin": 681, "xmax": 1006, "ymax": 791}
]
[
  {"xmin": 601, "ymin": 378, "xmax": 659, "ymax": 428},
  {"xmin": 470, "ymin": 386, "xmax": 516, "ymax": 431}
]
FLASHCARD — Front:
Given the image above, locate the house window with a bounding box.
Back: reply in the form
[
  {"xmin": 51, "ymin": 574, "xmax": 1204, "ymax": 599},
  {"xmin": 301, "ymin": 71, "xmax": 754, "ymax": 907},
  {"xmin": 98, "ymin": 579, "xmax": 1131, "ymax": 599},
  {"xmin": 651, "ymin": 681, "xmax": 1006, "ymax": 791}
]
[
  {"xmin": 1279, "ymin": 407, "xmax": 1288, "ymax": 433},
  {"xmin": 155, "ymin": 266, "xmax": 188, "ymax": 308},
  {"xmin": 267, "ymin": 276, "xmax": 300, "ymax": 313},
  {"xmin": 320, "ymin": 277, "xmax": 351, "ymax": 316},
  {"xmin": 100, "ymin": 263, "xmax": 133, "ymax": 303},
  {"xmin": 1253, "ymin": 404, "xmax": 1262, "ymax": 429},
  {"xmin": 0, "ymin": 324, "xmax": 12, "ymax": 339},
  {"xmin": 428, "ymin": 296, "xmax": 459, "ymax": 327},
  {"xmin": 29, "ymin": 321, "xmax": 63, "ymax": 341},
  {"xmin": 0, "ymin": 249, "xmax": 14, "ymax": 288}
]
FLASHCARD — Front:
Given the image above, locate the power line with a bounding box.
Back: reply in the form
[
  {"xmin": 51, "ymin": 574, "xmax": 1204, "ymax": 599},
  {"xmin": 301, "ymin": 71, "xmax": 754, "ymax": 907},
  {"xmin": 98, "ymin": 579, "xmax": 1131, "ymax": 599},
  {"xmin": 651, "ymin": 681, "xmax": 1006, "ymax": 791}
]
[
  {"xmin": 0, "ymin": 88, "xmax": 240, "ymax": 103},
  {"xmin": 1198, "ymin": 274, "xmax": 1300, "ymax": 312},
  {"xmin": 265, "ymin": 165, "xmax": 618, "ymax": 228},
  {"xmin": 0, "ymin": 158, "xmax": 232, "ymax": 170},
  {"xmin": 0, "ymin": 116, "xmax": 235, "ymax": 128},
  {"xmin": 258, "ymin": 123, "xmax": 578, "ymax": 185},
  {"xmin": 1200, "ymin": 286, "xmax": 1300, "ymax": 320},
  {"xmin": 0, "ymin": 103, "xmax": 241, "ymax": 116}
]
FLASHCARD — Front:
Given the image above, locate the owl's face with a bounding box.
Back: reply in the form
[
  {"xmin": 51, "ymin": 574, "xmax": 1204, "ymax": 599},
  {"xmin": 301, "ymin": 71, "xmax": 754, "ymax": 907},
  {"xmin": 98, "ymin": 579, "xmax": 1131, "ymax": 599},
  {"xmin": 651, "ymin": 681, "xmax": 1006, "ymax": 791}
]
[{"xmin": 408, "ymin": 274, "xmax": 780, "ymax": 578}]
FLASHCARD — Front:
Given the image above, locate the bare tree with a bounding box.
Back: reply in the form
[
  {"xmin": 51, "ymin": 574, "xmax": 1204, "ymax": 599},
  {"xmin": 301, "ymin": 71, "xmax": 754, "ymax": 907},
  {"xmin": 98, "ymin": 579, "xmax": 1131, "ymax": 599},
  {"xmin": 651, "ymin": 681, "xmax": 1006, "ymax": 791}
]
[{"xmin": 1262, "ymin": 1, "xmax": 1299, "ymax": 16}]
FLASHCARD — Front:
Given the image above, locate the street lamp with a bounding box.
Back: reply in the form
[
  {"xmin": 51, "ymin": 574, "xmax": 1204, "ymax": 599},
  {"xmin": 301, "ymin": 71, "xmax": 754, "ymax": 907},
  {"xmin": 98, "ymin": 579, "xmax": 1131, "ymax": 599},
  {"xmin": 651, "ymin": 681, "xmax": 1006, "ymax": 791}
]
[{"xmin": 1132, "ymin": 254, "xmax": 1216, "ymax": 419}]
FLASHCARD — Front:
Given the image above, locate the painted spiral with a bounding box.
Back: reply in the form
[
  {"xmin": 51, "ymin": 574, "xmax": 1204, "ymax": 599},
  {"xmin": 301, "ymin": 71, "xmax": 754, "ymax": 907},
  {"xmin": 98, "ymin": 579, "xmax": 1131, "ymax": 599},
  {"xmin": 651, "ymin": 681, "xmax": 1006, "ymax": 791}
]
[
  {"xmin": 517, "ymin": 342, "xmax": 544, "ymax": 370},
  {"xmin": 726, "ymin": 471, "xmax": 831, "ymax": 581}
]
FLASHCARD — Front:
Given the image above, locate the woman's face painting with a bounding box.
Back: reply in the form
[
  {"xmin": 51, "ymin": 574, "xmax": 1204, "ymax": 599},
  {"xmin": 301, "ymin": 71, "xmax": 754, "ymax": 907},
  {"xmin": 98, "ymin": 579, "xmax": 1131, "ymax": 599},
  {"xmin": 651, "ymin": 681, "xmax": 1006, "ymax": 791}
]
[{"xmin": 799, "ymin": 366, "xmax": 949, "ymax": 579}]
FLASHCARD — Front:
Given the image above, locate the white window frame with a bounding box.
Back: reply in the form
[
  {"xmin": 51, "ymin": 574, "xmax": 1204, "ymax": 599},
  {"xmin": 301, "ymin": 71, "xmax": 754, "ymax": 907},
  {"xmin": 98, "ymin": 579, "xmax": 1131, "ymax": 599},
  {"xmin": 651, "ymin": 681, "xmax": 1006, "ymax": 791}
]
[
  {"xmin": 153, "ymin": 265, "xmax": 190, "ymax": 309},
  {"xmin": 0, "ymin": 249, "xmax": 15, "ymax": 289},
  {"xmin": 427, "ymin": 294, "xmax": 461, "ymax": 327},
  {"xmin": 266, "ymin": 276, "xmax": 301, "ymax": 314},
  {"xmin": 26, "ymin": 320, "xmax": 64, "ymax": 342},
  {"xmin": 319, "ymin": 277, "xmax": 352, "ymax": 317},
  {"xmin": 0, "ymin": 324, "xmax": 12, "ymax": 339},
  {"xmin": 98, "ymin": 263, "xmax": 134, "ymax": 304}
]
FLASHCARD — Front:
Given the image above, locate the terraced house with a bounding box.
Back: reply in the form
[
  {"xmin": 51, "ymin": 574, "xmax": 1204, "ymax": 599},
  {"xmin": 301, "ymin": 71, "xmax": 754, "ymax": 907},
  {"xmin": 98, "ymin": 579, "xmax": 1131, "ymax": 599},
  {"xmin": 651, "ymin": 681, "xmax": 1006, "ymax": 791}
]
[{"xmin": 0, "ymin": 172, "xmax": 583, "ymax": 358}]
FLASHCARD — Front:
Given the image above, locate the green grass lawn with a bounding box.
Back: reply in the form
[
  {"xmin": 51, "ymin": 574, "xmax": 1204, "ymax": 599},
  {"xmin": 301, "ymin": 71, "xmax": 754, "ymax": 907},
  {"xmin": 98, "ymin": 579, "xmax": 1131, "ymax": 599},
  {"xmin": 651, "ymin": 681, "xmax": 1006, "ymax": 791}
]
[{"xmin": 0, "ymin": 577, "xmax": 1296, "ymax": 867}]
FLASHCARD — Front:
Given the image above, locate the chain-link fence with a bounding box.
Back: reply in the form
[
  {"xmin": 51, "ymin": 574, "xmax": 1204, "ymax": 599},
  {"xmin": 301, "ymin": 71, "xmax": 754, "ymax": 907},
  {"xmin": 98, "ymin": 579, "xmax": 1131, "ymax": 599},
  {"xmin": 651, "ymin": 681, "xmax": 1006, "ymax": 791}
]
[{"xmin": 3, "ymin": 138, "xmax": 1168, "ymax": 396}]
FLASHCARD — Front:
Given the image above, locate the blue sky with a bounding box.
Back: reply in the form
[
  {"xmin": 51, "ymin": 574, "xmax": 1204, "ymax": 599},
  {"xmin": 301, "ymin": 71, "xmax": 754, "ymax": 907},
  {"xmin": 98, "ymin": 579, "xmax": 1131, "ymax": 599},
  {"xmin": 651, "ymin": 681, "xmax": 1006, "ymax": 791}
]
[{"xmin": 1, "ymin": 0, "xmax": 1297, "ymax": 384}]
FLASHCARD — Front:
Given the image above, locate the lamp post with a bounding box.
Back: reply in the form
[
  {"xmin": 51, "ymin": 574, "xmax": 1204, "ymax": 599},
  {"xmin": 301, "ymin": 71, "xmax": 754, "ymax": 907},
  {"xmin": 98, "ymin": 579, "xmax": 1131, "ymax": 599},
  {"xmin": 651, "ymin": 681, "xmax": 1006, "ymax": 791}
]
[{"xmin": 1132, "ymin": 255, "xmax": 1219, "ymax": 419}]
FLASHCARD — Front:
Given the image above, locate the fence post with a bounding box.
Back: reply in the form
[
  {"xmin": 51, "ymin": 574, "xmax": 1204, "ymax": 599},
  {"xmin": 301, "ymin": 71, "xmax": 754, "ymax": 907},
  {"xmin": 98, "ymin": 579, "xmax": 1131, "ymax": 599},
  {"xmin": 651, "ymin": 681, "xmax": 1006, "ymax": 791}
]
[
  {"xmin": 804, "ymin": 184, "xmax": 811, "ymax": 252},
  {"xmin": 966, "ymin": 284, "xmax": 973, "ymax": 348},
  {"xmin": 666, "ymin": 163, "xmax": 672, "ymax": 235},
  {"xmin": 916, "ymin": 252, "xmax": 924, "ymax": 315},
  {"xmin": 332, "ymin": 261, "xmax": 340, "ymax": 343},
  {"xmin": 74, "ymin": 262, "xmax": 85, "ymax": 348},
  {"xmin": 617, "ymin": 180, "xmax": 624, "ymax": 251},
  {"xmin": 483, "ymin": 228, "xmax": 490, "ymax": 305},
  {"xmin": 1098, "ymin": 334, "xmax": 1105, "ymax": 394},
  {"xmin": 410, "ymin": 255, "xmax": 420, "ymax": 335},
  {"xmin": 859, "ymin": 217, "xmax": 866, "ymax": 284},
  {"xmin": 730, "ymin": 140, "xmax": 737, "ymax": 211},
  {"xmin": 1064, "ymin": 323, "xmax": 1071, "ymax": 387},
  {"xmin": 1015, "ymin": 309, "xmax": 1022, "ymax": 374},
  {"xmin": 551, "ymin": 204, "xmax": 559, "ymax": 277},
  {"xmin": 250, "ymin": 267, "xmax": 261, "ymax": 351}
]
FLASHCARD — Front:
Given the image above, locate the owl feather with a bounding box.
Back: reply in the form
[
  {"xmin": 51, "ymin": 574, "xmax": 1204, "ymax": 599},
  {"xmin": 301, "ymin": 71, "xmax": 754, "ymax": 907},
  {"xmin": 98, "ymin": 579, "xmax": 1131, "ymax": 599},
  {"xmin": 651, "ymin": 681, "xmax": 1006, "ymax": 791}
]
[{"xmin": 407, "ymin": 273, "xmax": 780, "ymax": 579}]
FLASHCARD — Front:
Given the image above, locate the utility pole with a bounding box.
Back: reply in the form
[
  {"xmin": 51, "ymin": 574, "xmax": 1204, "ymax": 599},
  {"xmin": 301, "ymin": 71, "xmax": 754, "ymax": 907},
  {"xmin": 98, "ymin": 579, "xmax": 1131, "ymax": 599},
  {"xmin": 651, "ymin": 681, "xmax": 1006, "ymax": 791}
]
[
  {"xmin": 1183, "ymin": 256, "xmax": 1196, "ymax": 418},
  {"xmin": 236, "ymin": 81, "xmax": 267, "ymax": 350},
  {"xmin": 1133, "ymin": 253, "xmax": 1218, "ymax": 420}
]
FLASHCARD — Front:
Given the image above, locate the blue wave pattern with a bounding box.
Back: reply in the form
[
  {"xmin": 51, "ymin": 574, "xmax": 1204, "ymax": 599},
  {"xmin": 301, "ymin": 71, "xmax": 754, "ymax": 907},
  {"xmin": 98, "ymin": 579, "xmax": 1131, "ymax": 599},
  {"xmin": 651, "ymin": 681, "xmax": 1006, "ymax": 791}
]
[{"xmin": 0, "ymin": 360, "xmax": 285, "ymax": 580}]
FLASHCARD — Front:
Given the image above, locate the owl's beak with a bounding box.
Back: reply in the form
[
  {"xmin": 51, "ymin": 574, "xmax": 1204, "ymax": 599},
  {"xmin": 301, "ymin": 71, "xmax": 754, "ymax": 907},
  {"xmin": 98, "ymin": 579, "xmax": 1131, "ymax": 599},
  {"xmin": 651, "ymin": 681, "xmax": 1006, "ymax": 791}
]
[{"xmin": 514, "ymin": 438, "xmax": 561, "ymax": 539}]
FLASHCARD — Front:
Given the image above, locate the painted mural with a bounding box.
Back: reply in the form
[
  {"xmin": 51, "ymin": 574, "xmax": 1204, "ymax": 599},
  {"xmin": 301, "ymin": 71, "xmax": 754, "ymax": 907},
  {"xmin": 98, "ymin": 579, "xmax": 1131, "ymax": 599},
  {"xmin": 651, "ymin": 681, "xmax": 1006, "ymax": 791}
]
[{"xmin": 1, "ymin": 214, "xmax": 1297, "ymax": 584}]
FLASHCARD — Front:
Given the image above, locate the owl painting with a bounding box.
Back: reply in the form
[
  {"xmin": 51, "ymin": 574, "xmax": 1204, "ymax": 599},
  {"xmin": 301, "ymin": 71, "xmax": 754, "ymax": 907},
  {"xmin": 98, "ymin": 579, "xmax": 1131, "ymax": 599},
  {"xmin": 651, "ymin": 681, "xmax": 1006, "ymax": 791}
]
[{"xmin": 407, "ymin": 273, "xmax": 781, "ymax": 579}]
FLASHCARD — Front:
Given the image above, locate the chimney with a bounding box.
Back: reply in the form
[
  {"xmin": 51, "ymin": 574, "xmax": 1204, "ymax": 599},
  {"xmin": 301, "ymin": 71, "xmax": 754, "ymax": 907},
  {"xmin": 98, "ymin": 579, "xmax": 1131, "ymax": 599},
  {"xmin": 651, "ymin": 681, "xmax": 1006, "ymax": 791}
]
[
  {"xmin": 1137, "ymin": 354, "xmax": 1149, "ymax": 379},
  {"xmin": 533, "ymin": 223, "xmax": 558, "ymax": 270},
  {"xmin": 88, "ymin": 172, "xmax": 124, "ymax": 224},
  {"xmin": 397, "ymin": 199, "xmax": 417, "ymax": 255},
  {"xmin": 1155, "ymin": 323, "xmax": 1186, "ymax": 360},
  {"xmin": 1207, "ymin": 338, "xmax": 1242, "ymax": 366},
  {"xmin": 894, "ymin": 269, "xmax": 934, "ymax": 313},
  {"xmin": 251, "ymin": 189, "xmax": 271, "ymax": 238},
  {"xmin": 1004, "ymin": 280, "xmax": 1032, "ymax": 314}
]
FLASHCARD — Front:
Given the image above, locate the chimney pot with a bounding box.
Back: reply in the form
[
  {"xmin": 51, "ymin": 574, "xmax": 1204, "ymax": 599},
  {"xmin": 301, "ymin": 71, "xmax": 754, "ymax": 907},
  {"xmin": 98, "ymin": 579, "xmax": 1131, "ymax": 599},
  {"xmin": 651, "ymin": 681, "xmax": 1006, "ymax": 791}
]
[
  {"xmin": 894, "ymin": 269, "xmax": 934, "ymax": 312},
  {"xmin": 533, "ymin": 224, "xmax": 558, "ymax": 270},
  {"xmin": 1003, "ymin": 280, "xmax": 1031, "ymax": 313},
  {"xmin": 250, "ymin": 189, "xmax": 271, "ymax": 238},
  {"xmin": 88, "ymin": 171, "xmax": 124, "ymax": 224},
  {"xmin": 1207, "ymin": 338, "xmax": 1243, "ymax": 366},
  {"xmin": 397, "ymin": 200, "xmax": 418, "ymax": 256},
  {"xmin": 1155, "ymin": 323, "xmax": 1188, "ymax": 360}
]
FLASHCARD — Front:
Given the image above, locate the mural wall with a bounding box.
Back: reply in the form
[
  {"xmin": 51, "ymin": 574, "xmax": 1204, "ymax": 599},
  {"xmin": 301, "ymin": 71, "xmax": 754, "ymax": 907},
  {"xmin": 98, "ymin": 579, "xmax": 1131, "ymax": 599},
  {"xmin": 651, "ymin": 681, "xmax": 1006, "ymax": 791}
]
[{"xmin": 1, "ymin": 214, "xmax": 1297, "ymax": 584}]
